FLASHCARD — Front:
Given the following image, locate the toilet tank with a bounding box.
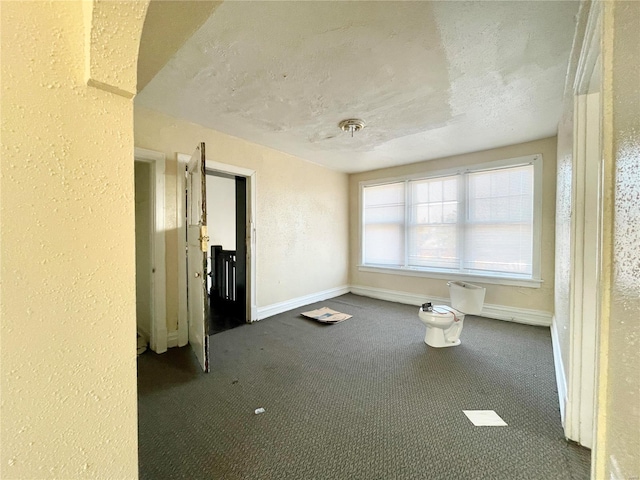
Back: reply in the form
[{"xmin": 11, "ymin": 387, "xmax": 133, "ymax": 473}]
[{"xmin": 448, "ymin": 281, "xmax": 486, "ymax": 314}]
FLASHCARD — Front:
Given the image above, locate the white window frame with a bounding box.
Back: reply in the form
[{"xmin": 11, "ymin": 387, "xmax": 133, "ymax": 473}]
[{"xmin": 358, "ymin": 154, "xmax": 543, "ymax": 288}]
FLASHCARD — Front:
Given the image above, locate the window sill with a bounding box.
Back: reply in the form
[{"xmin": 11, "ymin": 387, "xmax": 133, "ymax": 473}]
[{"xmin": 357, "ymin": 265, "xmax": 543, "ymax": 288}]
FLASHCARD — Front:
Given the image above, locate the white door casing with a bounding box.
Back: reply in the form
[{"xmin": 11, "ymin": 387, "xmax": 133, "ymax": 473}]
[
  {"xmin": 186, "ymin": 143, "xmax": 210, "ymax": 372},
  {"xmin": 565, "ymin": 2, "xmax": 602, "ymax": 449},
  {"xmin": 205, "ymin": 159, "xmax": 258, "ymax": 322},
  {"xmin": 134, "ymin": 147, "xmax": 167, "ymax": 354},
  {"xmin": 567, "ymin": 91, "xmax": 601, "ymax": 449}
]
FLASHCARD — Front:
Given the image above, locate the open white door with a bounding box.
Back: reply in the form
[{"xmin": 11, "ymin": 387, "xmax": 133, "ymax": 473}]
[{"xmin": 186, "ymin": 142, "xmax": 210, "ymax": 372}]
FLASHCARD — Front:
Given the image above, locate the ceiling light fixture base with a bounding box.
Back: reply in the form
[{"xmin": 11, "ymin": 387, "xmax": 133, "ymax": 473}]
[{"xmin": 339, "ymin": 118, "xmax": 366, "ymax": 137}]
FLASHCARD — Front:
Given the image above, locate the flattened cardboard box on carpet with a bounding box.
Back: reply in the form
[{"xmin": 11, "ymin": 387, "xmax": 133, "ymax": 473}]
[{"xmin": 301, "ymin": 307, "xmax": 352, "ymax": 324}]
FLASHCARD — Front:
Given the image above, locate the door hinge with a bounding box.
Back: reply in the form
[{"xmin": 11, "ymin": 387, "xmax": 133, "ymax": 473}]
[{"xmin": 199, "ymin": 225, "xmax": 209, "ymax": 252}]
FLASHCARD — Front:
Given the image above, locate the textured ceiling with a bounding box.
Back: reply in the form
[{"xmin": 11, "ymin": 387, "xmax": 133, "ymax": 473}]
[
  {"xmin": 136, "ymin": 1, "xmax": 579, "ymax": 173},
  {"xmin": 137, "ymin": 1, "xmax": 221, "ymax": 92}
]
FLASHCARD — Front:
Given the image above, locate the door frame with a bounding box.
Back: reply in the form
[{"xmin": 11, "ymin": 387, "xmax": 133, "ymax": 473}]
[
  {"xmin": 177, "ymin": 153, "xmax": 257, "ymax": 347},
  {"xmin": 564, "ymin": 1, "xmax": 602, "ymax": 449},
  {"xmin": 567, "ymin": 91, "xmax": 601, "ymax": 449},
  {"xmin": 134, "ymin": 147, "xmax": 167, "ymax": 353}
]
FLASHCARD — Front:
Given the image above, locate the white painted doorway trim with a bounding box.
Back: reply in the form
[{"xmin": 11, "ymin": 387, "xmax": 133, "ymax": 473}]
[
  {"xmin": 205, "ymin": 159, "xmax": 258, "ymax": 322},
  {"xmin": 566, "ymin": 91, "xmax": 600, "ymax": 449},
  {"xmin": 564, "ymin": 2, "xmax": 602, "ymax": 449},
  {"xmin": 134, "ymin": 147, "xmax": 168, "ymax": 353},
  {"xmin": 177, "ymin": 153, "xmax": 189, "ymax": 347},
  {"xmin": 176, "ymin": 154, "xmax": 257, "ymax": 347}
]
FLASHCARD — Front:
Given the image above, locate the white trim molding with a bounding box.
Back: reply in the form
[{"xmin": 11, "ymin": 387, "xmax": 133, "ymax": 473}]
[
  {"xmin": 559, "ymin": 1, "xmax": 602, "ymax": 449},
  {"xmin": 134, "ymin": 147, "xmax": 168, "ymax": 354},
  {"xmin": 167, "ymin": 330, "xmax": 179, "ymax": 349},
  {"xmin": 551, "ymin": 317, "xmax": 568, "ymax": 426},
  {"xmin": 349, "ymin": 285, "xmax": 552, "ymax": 327},
  {"xmin": 204, "ymin": 159, "xmax": 258, "ymax": 324},
  {"xmin": 349, "ymin": 285, "xmax": 430, "ymax": 308},
  {"xmin": 176, "ymin": 153, "xmax": 189, "ymax": 347},
  {"xmin": 257, "ymin": 286, "xmax": 350, "ymax": 321},
  {"xmin": 252, "ymin": 284, "xmax": 551, "ymax": 327}
]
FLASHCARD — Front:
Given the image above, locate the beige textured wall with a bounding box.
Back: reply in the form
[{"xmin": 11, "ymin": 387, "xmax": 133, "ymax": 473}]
[
  {"xmin": 554, "ymin": 110, "xmax": 574, "ymax": 376},
  {"xmin": 1, "ymin": 2, "xmax": 139, "ymax": 478},
  {"xmin": 134, "ymin": 106, "xmax": 349, "ymax": 329},
  {"xmin": 595, "ymin": 1, "xmax": 640, "ymax": 477},
  {"xmin": 349, "ymin": 137, "xmax": 557, "ymax": 312}
]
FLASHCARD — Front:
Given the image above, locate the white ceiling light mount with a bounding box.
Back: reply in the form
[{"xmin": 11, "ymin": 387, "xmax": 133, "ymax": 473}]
[{"xmin": 339, "ymin": 118, "xmax": 366, "ymax": 137}]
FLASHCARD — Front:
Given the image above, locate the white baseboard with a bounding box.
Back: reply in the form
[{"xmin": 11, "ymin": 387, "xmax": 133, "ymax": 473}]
[
  {"xmin": 350, "ymin": 285, "xmax": 432, "ymax": 307},
  {"xmin": 551, "ymin": 317, "xmax": 568, "ymax": 426},
  {"xmin": 481, "ymin": 303, "xmax": 553, "ymax": 327},
  {"xmin": 167, "ymin": 330, "xmax": 179, "ymax": 348},
  {"xmin": 256, "ymin": 285, "xmax": 350, "ymax": 320},
  {"xmin": 349, "ymin": 285, "xmax": 553, "ymax": 327}
]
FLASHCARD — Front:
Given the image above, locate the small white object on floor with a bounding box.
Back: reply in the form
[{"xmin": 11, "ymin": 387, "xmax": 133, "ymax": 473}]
[
  {"xmin": 254, "ymin": 407, "xmax": 266, "ymax": 415},
  {"xmin": 463, "ymin": 410, "xmax": 508, "ymax": 426}
]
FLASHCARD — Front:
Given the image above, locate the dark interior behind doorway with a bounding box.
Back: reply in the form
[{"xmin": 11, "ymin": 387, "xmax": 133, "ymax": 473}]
[{"xmin": 208, "ymin": 174, "xmax": 247, "ymax": 334}]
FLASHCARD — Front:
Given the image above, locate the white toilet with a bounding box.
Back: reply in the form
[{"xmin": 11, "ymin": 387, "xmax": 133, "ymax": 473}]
[{"xmin": 418, "ymin": 281, "xmax": 486, "ymax": 348}]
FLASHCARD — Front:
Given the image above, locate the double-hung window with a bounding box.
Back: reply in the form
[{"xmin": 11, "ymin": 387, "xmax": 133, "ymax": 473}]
[{"xmin": 360, "ymin": 154, "xmax": 542, "ymax": 285}]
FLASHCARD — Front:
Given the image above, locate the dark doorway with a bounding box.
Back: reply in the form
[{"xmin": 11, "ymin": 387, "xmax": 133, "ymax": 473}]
[{"xmin": 206, "ymin": 172, "xmax": 247, "ymax": 334}]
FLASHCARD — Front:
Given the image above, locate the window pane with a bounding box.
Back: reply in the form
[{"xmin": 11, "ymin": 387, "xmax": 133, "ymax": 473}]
[
  {"xmin": 428, "ymin": 181, "xmax": 442, "ymax": 202},
  {"xmin": 408, "ymin": 225, "xmax": 458, "ymax": 269},
  {"xmin": 428, "ymin": 204, "xmax": 442, "ymax": 223},
  {"xmin": 442, "ymin": 202, "xmax": 457, "ymax": 222},
  {"xmin": 366, "ymin": 205, "xmax": 405, "ymax": 223},
  {"xmin": 414, "ymin": 205, "xmax": 429, "ymax": 223},
  {"xmin": 408, "ymin": 176, "xmax": 458, "ymax": 269},
  {"xmin": 464, "ymin": 224, "xmax": 532, "ymax": 275},
  {"xmin": 364, "ymin": 182, "xmax": 404, "ymax": 207},
  {"xmin": 465, "ymin": 165, "xmax": 534, "ymax": 275},
  {"xmin": 413, "ymin": 182, "xmax": 429, "ymax": 203},
  {"xmin": 443, "ymin": 179, "xmax": 457, "ymax": 201},
  {"xmin": 362, "ymin": 160, "xmax": 537, "ymax": 279},
  {"xmin": 363, "ymin": 182, "xmax": 405, "ymax": 266},
  {"xmin": 364, "ymin": 224, "xmax": 404, "ymax": 266}
]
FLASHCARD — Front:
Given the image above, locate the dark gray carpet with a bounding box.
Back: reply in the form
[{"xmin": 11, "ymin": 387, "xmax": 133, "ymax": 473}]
[{"xmin": 137, "ymin": 293, "xmax": 590, "ymax": 480}]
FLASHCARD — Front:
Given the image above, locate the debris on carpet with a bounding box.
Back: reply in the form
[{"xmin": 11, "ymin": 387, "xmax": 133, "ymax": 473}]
[{"xmin": 301, "ymin": 307, "xmax": 352, "ymax": 324}]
